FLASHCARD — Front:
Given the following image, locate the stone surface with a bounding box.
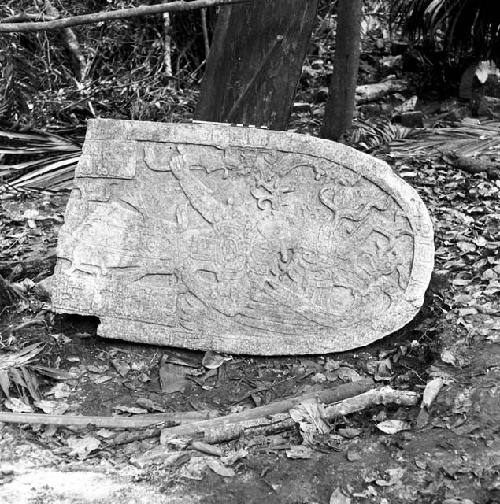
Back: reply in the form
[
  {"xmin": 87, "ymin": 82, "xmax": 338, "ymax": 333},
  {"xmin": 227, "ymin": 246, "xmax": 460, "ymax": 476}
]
[{"xmin": 51, "ymin": 119, "xmax": 434, "ymax": 355}]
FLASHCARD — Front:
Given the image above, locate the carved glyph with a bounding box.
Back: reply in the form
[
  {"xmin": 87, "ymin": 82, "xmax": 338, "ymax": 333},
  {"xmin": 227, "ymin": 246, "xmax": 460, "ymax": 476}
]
[{"xmin": 52, "ymin": 120, "xmax": 434, "ymax": 355}]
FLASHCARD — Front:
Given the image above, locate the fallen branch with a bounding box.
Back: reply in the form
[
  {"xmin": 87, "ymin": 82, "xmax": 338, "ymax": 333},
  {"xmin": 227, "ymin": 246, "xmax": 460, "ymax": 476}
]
[
  {"xmin": 444, "ymin": 153, "xmax": 500, "ymax": 179},
  {"xmin": 355, "ymin": 79, "xmax": 408, "ymax": 104},
  {"xmin": 0, "ymin": 0, "xmax": 255, "ymax": 33},
  {"xmin": 158, "ymin": 379, "xmax": 376, "ymax": 443},
  {"xmin": 322, "ymin": 386, "xmax": 419, "ymax": 417},
  {"xmin": 0, "ymin": 409, "xmax": 216, "ymax": 428},
  {"xmin": 1, "ymin": 13, "xmax": 57, "ymax": 23},
  {"xmin": 160, "ymin": 385, "xmax": 418, "ymax": 444}
]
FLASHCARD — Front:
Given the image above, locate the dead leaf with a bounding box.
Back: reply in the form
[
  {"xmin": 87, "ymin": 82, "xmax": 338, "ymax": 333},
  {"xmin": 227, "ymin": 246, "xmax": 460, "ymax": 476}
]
[
  {"xmin": 31, "ymin": 365, "xmax": 76, "ymax": 381},
  {"xmin": 336, "ymin": 367, "xmax": 363, "ymax": 382},
  {"xmin": 4, "ymin": 397, "xmax": 33, "ymax": 413},
  {"xmin": 21, "ymin": 366, "xmax": 40, "ymax": 401},
  {"xmin": 34, "ymin": 399, "xmax": 69, "ymax": 415},
  {"xmin": 376, "ymin": 420, "xmax": 410, "ymax": 435},
  {"xmin": 421, "ymin": 378, "xmax": 444, "ymax": 409},
  {"xmin": 416, "ymin": 408, "xmax": 429, "ymax": 429},
  {"xmin": 324, "ymin": 359, "xmax": 341, "ymax": 371},
  {"xmin": 441, "ymin": 349, "xmax": 457, "ymax": 366},
  {"xmin": 375, "ymin": 467, "xmax": 405, "ymax": 487},
  {"xmin": 91, "ymin": 375, "xmax": 113, "ymax": 384},
  {"xmin": 457, "ymin": 241, "xmax": 476, "ymax": 253},
  {"xmin": 286, "ymin": 445, "xmax": 314, "ymax": 459},
  {"xmin": 346, "ymin": 449, "xmax": 362, "ymax": 462},
  {"xmin": 338, "ymin": 427, "xmax": 362, "ymax": 439},
  {"xmin": 329, "ymin": 487, "xmax": 351, "ymax": 504},
  {"xmin": 289, "ymin": 398, "xmax": 330, "ymax": 444},
  {"xmin": 113, "ymin": 405, "xmax": 148, "ymax": 415},
  {"xmin": 43, "ymin": 424, "xmax": 58, "ymax": 438},
  {"xmin": 159, "ymin": 357, "xmax": 189, "ymax": 394},
  {"xmin": 0, "ymin": 342, "xmax": 44, "ymax": 371},
  {"xmin": 136, "ymin": 397, "xmax": 165, "ymax": 412},
  {"xmin": 131, "ymin": 448, "xmax": 190, "ymax": 469},
  {"xmin": 415, "ymin": 459, "xmax": 427, "ymax": 470},
  {"xmin": 206, "ymin": 458, "xmax": 235, "ymax": 477},
  {"xmin": 95, "ymin": 428, "xmax": 115, "ymax": 439},
  {"xmin": 45, "ymin": 382, "xmax": 71, "ymax": 399},
  {"xmin": 221, "ymin": 448, "xmax": 248, "ymax": 466},
  {"xmin": 162, "ymin": 350, "xmax": 200, "ymax": 368},
  {"xmin": 67, "ymin": 435, "xmax": 100, "ymax": 459},
  {"xmin": 0, "ymin": 370, "xmax": 11, "ymax": 397},
  {"xmin": 86, "ymin": 364, "xmax": 108, "ymax": 373},
  {"xmin": 202, "ymin": 350, "xmax": 232, "ymax": 370},
  {"xmin": 191, "ymin": 441, "xmax": 223, "ymax": 457},
  {"xmin": 311, "ymin": 372, "xmax": 327, "ymax": 383},
  {"xmin": 111, "ymin": 358, "xmax": 130, "ymax": 377}
]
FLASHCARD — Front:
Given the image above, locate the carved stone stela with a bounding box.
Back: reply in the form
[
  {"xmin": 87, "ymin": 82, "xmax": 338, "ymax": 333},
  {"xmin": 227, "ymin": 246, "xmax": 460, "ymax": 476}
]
[{"xmin": 52, "ymin": 119, "xmax": 434, "ymax": 355}]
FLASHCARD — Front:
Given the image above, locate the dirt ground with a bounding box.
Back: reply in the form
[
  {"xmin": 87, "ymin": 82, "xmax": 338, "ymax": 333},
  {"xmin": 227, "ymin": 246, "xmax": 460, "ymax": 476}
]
[{"xmin": 0, "ymin": 148, "xmax": 499, "ymax": 503}]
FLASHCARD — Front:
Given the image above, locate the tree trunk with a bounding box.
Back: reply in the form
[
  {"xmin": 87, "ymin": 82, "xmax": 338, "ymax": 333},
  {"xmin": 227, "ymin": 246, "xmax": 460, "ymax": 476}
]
[
  {"xmin": 320, "ymin": 0, "xmax": 362, "ymax": 141},
  {"xmin": 195, "ymin": 0, "xmax": 318, "ymax": 130}
]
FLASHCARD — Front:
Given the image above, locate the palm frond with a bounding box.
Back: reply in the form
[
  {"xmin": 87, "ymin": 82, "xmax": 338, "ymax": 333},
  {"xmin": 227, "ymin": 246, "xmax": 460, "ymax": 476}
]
[
  {"xmin": 0, "ymin": 128, "xmax": 81, "ymax": 193},
  {"xmin": 347, "ymin": 118, "xmax": 414, "ymax": 151},
  {"xmin": 391, "ymin": 0, "xmax": 500, "ymax": 61},
  {"xmin": 389, "ymin": 119, "xmax": 500, "ymax": 159}
]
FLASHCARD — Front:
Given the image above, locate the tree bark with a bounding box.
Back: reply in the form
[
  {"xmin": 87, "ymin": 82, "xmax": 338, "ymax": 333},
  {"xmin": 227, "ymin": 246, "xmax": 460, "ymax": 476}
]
[
  {"xmin": 195, "ymin": 0, "xmax": 318, "ymax": 130},
  {"xmin": 320, "ymin": 0, "xmax": 363, "ymax": 140}
]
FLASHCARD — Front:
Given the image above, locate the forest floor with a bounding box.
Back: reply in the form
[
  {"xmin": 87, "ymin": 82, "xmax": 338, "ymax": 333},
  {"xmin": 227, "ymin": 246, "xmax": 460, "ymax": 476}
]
[{"xmin": 0, "ymin": 113, "xmax": 500, "ymax": 504}]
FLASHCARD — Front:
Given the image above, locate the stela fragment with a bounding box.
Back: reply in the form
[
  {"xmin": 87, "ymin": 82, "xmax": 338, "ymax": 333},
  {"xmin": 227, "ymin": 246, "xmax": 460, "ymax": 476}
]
[{"xmin": 51, "ymin": 119, "xmax": 434, "ymax": 355}]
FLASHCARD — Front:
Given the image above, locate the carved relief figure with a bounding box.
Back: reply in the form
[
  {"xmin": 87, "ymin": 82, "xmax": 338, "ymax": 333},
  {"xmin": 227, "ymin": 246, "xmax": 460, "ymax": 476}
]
[{"xmin": 52, "ymin": 120, "xmax": 433, "ymax": 354}]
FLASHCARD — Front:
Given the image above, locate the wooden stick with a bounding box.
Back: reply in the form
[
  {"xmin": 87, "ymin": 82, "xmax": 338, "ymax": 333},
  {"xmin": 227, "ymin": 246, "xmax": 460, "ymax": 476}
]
[
  {"xmin": 0, "ymin": 0, "xmax": 256, "ymax": 33},
  {"xmin": 159, "ymin": 379, "xmax": 375, "ymax": 442},
  {"xmin": 323, "ymin": 386, "xmax": 419, "ymax": 418},
  {"xmin": 181, "ymin": 386, "xmax": 418, "ymax": 444},
  {"xmin": 209, "ymin": 386, "xmax": 418, "ymax": 443},
  {"xmin": 0, "ymin": 409, "xmax": 216, "ymax": 428}
]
